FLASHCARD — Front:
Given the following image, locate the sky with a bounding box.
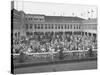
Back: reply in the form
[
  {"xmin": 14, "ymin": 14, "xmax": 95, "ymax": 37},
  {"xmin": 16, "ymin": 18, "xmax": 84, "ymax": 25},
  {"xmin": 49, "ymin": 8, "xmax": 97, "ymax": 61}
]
[{"xmin": 14, "ymin": 1, "xmax": 97, "ymax": 19}]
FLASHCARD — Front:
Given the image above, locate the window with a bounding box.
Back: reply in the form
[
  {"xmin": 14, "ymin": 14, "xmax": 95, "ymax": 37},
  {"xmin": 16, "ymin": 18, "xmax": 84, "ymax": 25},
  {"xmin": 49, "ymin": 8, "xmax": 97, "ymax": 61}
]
[
  {"xmin": 70, "ymin": 25, "xmax": 72, "ymax": 29},
  {"xmin": 55, "ymin": 24, "xmax": 57, "ymax": 29},
  {"xmin": 41, "ymin": 24, "xmax": 43, "ymax": 29},
  {"xmin": 38, "ymin": 24, "xmax": 40, "ymax": 29},
  {"xmin": 18, "ymin": 32, "xmax": 20, "ymax": 36},
  {"xmin": 15, "ymin": 32, "xmax": 20, "ymax": 37},
  {"xmin": 77, "ymin": 26, "xmax": 78, "ymax": 29},
  {"xmin": 30, "ymin": 24, "xmax": 32, "ymax": 29},
  {"xmin": 34, "ymin": 24, "xmax": 37, "ymax": 29},
  {"xmin": 61, "ymin": 25, "xmax": 63, "ymax": 29},
  {"xmin": 25, "ymin": 24, "xmax": 28, "ymax": 29},
  {"xmin": 15, "ymin": 33, "xmax": 17, "ymax": 37},
  {"xmin": 79, "ymin": 26, "xmax": 81, "ymax": 29},
  {"xmin": 48, "ymin": 24, "xmax": 50, "ymax": 29},
  {"xmin": 30, "ymin": 18, "xmax": 32, "ymax": 20},
  {"xmin": 74, "ymin": 26, "xmax": 75, "ymax": 29},
  {"xmin": 51, "ymin": 24, "xmax": 53, "ymax": 29},
  {"xmin": 58, "ymin": 24, "xmax": 60, "ymax": 29},
  {"xmin": 34, "ymin": 18, "xmax": 38, "ymax": 20},
  {"xmin": 40, "ymin": 19, "xmax": 43, "ymax": 21},
  {"xmin": 25, "ymin": 18, "xmax": 27, "ymax": 20},
  {"xmin": 68, "ymin": 25, "xmax": 69, "ymax": 29},
  {"xmin": 65, "ymin": 25, "xmax": 67, "ymax": 29},
  {"xmin": 45, "ymin": 24, "xmax": 47, "ymax": 29}
]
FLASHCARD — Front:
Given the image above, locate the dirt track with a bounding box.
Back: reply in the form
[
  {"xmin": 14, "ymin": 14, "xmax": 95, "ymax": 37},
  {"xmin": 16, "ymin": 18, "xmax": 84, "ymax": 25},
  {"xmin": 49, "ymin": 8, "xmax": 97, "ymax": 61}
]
[{"xmin": 14, "ymin": 60, "xmax": 97, "ymax": 74}]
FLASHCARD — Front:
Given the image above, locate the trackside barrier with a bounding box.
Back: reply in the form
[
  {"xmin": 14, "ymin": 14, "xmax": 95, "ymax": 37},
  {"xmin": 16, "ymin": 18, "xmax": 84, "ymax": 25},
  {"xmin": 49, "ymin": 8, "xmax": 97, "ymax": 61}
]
[{"xmin": 13, "ymin": 49, "xmax": 97, "ymax": 61}]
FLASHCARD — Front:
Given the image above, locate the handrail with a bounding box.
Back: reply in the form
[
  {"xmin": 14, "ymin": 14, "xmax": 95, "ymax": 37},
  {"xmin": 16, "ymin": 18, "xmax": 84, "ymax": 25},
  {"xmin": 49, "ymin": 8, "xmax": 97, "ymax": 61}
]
[{"xmin": 12, "ymin": 49, "xmax": 97, "ymax": 56}]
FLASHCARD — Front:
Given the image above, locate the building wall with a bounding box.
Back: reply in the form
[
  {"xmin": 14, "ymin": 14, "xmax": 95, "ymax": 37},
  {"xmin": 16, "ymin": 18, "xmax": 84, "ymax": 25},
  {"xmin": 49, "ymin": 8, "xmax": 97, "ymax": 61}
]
[
  {"xmin": 13, "ymin": 9, "xmax": 21, "ymax": 30},
  {"xmin": 12, "ymin": 9, "xmax": 26, "ymax": 38},
  {"xmin": 25, "ymin": 23, "xmax": 83, "ymax": 32},
  {"xmin": 82, "ymin": 19, "xmax": 97, "ymax": 33},
  {"xmin": 24, "ymin": 14, "xmax": 85, "ymax": 34},
  {"xmin": 12, "ymin": 9, "xmax": 97, "ymax": 37}
]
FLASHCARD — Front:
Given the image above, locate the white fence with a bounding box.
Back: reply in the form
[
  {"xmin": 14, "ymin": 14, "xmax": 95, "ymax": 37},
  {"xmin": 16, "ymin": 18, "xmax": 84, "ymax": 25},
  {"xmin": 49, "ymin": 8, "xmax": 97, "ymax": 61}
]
[{"xmin": 12, "ymin": 49, "xmax": 97, "ymax": 56}]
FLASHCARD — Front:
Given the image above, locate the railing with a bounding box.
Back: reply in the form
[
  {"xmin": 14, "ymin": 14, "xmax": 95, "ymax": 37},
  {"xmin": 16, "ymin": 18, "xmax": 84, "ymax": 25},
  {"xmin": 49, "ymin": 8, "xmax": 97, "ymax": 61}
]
[
  {"xmin": 13, "ymin": 49, "xmax": 97, "ymax": 61},
  {"xmin": 12, "ymin": 49, "xmax": 97, "ymax": 56}
]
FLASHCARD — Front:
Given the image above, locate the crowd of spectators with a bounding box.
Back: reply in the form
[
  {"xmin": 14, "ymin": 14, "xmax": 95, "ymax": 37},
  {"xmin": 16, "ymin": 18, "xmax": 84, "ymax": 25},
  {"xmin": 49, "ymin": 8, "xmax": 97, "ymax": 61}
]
[{"xmin": 13, "ymin": 31, "xmax": 97, "ymax": 54}]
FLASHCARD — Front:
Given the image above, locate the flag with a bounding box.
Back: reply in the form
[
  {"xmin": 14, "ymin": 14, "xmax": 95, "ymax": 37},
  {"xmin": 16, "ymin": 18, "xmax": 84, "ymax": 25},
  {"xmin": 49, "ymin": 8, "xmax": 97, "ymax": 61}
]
[
  {"xmin": 91, "ymin": 9, "xmax": 94, "ymax": 12},
  {"xmin": 88, "ymin": 11, "xmax": 90, "ymax": 13},
  {"xmin": 72, "ymin": 13, "xmax": 74, "ymax": 16},
  {"xmin": 81, "ymin": 13, "xmax": 83, "ymax": 16}
]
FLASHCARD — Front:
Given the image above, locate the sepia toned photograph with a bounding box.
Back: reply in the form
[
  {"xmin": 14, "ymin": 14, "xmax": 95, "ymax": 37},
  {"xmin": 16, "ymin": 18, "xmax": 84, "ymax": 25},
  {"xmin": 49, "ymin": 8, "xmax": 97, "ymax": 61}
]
[{"xmin": 11, "ymin": 1, "xmax": 97, "ymax": 74}]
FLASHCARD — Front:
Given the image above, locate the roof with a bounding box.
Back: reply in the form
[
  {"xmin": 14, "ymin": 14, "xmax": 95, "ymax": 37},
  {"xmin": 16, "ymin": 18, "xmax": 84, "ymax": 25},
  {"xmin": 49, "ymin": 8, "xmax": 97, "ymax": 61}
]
[
  {"xmin": 12, "ymin": 9, "xmax": 85, "ymax": 23},
  {"xmin": 12, "ymin": 9, "xmax": 20, "ymax": 15},
  {"xmin": 12, "ymin": 9, "xmax": 25, "ymax": 16},
  {"xmin": 25, "ymin": 14, "xmax": 45, "ymax": 16},
  {"xmin": 45, "ymin": 16, "xmax": 85, "ymax": 23},
  {"xmin": 82, "ymin": 18, "xmax": 97, "ymax": 23}
]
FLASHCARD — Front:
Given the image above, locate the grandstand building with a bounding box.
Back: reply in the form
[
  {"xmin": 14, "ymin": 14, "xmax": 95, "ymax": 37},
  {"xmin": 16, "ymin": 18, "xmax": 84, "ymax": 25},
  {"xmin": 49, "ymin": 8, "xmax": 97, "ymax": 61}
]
[
  {"xmin": 23, "ymin": 13, "xmax": 97, "ymax": 37},
  {"xmin": 82, "ymin": 18, "xmax": 97, "ymax": 36},
  {"xmin": 11, "ymin": 8, "xmax": 25, "ymax": 38},
  {"xmin": 12, "ymin": 8, "xmax": 97, "ymax": 38}
]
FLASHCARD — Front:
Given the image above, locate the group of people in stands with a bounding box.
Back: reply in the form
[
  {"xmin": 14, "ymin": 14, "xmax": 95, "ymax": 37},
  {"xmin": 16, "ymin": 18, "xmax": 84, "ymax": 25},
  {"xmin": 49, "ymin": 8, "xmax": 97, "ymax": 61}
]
[{"xmin": 13, "ymin": 31, "xmax": 97, "ymax": 55}]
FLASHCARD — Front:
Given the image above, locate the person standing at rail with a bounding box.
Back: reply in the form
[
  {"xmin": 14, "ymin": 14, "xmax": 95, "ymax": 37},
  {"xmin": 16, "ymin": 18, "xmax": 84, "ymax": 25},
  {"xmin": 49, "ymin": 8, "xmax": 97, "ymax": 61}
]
[
  {"xmin": 88, "ymin": 46, "xmax": 93, "ymax": 57},
  {"xmin": 59, "ymin": 47, "xmax": 64, "ymax": 60}
]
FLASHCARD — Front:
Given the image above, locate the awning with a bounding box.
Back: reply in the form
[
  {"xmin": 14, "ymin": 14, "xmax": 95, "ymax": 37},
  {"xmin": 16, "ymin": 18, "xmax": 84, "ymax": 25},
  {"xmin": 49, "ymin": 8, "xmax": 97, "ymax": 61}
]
[{"xmin": 83, "ymin": 30, "xmax": 97, "ymax": 34}]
